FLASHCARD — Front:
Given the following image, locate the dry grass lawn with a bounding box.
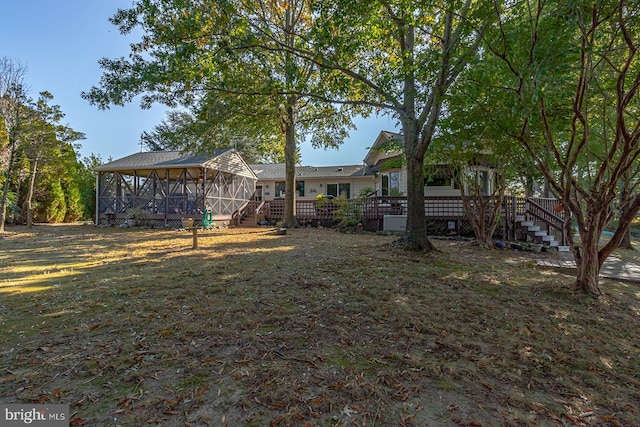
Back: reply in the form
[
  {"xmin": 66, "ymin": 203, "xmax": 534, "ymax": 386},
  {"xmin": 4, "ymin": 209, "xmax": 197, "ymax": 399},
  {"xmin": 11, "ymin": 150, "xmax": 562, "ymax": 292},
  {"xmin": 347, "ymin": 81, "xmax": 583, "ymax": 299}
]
[{"xmin": 0, "ymin": 224, "xmax": 639, "ymax": 426}]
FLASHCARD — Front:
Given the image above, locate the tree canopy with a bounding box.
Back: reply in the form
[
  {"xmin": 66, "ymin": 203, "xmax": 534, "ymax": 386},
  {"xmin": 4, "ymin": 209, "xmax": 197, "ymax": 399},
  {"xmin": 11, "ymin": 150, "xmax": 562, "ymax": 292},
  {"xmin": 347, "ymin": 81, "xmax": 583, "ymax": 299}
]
[
  {"xmin": 0, "ymin": 57, "xmax": 92, "ymax": 229},
  {"xmin": 83, "ymin": 0, "xmax": 358, "ymax": 227},
  {"xmin": 484, "ymin": 0, "xmax": 640, "ymax": 294}
]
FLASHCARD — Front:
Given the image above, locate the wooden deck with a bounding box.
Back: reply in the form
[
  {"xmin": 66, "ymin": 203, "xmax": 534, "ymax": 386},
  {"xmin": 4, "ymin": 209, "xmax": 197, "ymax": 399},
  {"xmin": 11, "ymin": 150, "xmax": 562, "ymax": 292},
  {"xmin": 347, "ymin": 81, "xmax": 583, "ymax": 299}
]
[{"xmin": 240, "ymin": 196, "xmax": 566, "ymax": 242}]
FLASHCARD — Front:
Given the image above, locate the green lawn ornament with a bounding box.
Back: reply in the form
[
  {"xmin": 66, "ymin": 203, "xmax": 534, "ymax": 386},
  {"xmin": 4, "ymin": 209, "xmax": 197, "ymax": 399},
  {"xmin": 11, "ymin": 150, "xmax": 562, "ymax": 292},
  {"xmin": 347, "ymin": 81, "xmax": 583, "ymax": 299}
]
[{"xmin": 202, "ymin": 208, "xmax": 214, "ymax": 229}]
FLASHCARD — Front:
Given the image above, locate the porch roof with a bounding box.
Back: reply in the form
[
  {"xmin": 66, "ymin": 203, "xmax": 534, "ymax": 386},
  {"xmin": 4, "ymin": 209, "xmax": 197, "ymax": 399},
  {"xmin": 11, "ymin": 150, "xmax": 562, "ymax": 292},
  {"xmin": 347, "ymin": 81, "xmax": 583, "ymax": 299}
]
[
  {"xmin": 94, "ymin": 148, "xmax": 257, "ymax": 180},
  {"xmin": 94, "ymin": 149, "xmax": 231, "ymax": 172}
]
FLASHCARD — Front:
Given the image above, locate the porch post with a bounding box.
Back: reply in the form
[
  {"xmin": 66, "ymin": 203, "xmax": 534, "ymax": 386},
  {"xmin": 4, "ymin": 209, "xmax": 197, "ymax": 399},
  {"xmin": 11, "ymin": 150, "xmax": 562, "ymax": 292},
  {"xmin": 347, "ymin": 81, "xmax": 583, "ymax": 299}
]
[
  {"xmin": 95, "ymin": 172, "xmax": 100, "ymax": 226},
  {"xmin": 202, "ymin": 167, "xmax": 207, "ymax": 213},
  {"xmin": 502, "ymin": 197, "xmax": 507, "ymax": 241},
  {"xmin": 511, "ymin": 196, "xmax": 517, "ymax": 241},
  {"xmin": 165, "ymin": 169, "xmax": 169, "ymax": 217}
]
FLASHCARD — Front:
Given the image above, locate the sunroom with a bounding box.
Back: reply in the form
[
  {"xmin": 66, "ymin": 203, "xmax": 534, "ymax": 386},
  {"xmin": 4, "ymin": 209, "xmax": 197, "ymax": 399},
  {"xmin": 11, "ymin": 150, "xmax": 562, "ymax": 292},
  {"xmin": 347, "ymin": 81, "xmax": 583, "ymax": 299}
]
[{"xmin": 94, "ymin": 149, "xmax": 257, "ymax": 227}]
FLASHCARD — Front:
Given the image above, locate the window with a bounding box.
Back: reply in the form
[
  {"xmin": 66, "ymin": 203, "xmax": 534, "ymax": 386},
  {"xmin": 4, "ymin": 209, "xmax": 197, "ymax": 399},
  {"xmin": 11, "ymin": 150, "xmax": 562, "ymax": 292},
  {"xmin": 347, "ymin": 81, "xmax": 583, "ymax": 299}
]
[
  {"xmin": 478, "ymin": 170, "xmax": 490, "ymax": 195},
  {"xmin": 273, "ymin": 181, "xmax": 305, "ymax": 197},
  {"xmin": 381, "ymin": 171, "xmax": 400, "ymax": 196},
  {"xmin": 425, "ymin": 166, "xmax": 453, "ymax": 187},
  {"xmin": 326, "ymin": 183, "xmax": 337, "ymax": 197},
  {"xmin": 389, "ymin": 171, "xmax": 400, "ymax": 194},
  {"xmin": 326, "ymin": 183, "xmax": 351, "ymax": 198}
]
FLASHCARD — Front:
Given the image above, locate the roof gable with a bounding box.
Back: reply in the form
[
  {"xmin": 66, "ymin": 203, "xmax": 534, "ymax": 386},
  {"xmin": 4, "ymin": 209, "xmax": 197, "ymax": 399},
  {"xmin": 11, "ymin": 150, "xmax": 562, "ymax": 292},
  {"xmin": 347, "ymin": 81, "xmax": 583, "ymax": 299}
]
[{"xmin": 363, "ymin": 131, "xmax": 403, "ymax": 166}]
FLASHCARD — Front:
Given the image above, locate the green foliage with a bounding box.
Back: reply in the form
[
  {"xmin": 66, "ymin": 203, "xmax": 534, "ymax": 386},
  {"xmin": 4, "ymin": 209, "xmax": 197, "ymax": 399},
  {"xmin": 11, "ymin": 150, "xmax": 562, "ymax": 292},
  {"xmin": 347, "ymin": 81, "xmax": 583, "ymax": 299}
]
[
  {"xmin": 357, "ymin": 187, "xmax": 375, "ymax": 198},
  {"xmin": 127, "ymin": 206, "xmax": 151, "ymax": 226},
  {"xmin": 333, "ymin": 196, "xmax": 362, "ymax": 228},
  {"xmin": 379, "ymin": 156, "xmax": 403, "ymax": 171},
  {"xmin": 76, "ymin": 155, "xmax": 101, "ymax": 220},
  {"xmin": 63, "ymin": 180, "xmax": 83, "ymax": 222},
  {"xmin": 483, "ymin": 0, "xmax": 640, "ymax": 292},
  {"xmin": 0, "ymin": 90, "xmax": 90, "ymax": 225},
  {"xmin": 38, "ymin": 178, "xmax": 66, "ymax": 223},
  {"xmin": 83, "ymin": 0, "xmax": 356, "ymax": 156}
]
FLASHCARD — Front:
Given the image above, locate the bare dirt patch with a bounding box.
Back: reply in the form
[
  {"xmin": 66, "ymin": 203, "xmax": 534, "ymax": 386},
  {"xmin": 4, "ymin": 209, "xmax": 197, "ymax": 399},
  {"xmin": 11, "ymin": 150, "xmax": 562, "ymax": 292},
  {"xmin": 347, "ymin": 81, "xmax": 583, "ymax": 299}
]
[{"xmin": 1, "ymin": 224, "xmax": 639, "ymax": 426}]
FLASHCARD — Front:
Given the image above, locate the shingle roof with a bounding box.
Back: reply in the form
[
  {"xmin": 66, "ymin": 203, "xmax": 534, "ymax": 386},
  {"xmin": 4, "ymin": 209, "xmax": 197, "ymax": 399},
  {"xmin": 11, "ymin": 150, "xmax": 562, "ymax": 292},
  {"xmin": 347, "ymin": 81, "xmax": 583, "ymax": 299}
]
[
  {"xmin": 94, "ymin": 149, "xmax": 231, "ymax": 172},
  {"xmin": 250, "ymin": 164, "xmax": 373, "ymax": 179}
]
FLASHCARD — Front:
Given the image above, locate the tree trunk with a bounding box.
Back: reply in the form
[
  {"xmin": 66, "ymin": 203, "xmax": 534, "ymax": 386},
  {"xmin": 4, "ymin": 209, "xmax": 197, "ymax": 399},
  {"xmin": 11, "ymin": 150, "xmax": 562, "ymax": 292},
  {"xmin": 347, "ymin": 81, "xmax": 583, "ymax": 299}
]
[
  {"xmin": 617, "ymin": 181, "xmax": 635, "ymax": 250},
  {"xmin": 463, "ymin": 197, "xmax": 501, "ymax": 249},
  {"xmin": 574, "ymin": 234, "xmax": 603, "ymax": 295},
  {"xmin": 281, "ymin": 97, "xmax": 298, "ymax": 228},
  {"xmin": 0, "ymin": 177, "xmax": 11, "ymax": 233},
  {"xmin": 401, "ymin": 125, "xmax": 435, "ymax": 251},
  {"xmin": 571, "ymin": 202, "xmax": 608, "ymax": 296},
  {"xmin": 619, "ymin": 228, "xmax": 634, "ymax": 250},
  {"xmin": 26, "ymin": 156, "xmax": 38, "ymax": 229}
]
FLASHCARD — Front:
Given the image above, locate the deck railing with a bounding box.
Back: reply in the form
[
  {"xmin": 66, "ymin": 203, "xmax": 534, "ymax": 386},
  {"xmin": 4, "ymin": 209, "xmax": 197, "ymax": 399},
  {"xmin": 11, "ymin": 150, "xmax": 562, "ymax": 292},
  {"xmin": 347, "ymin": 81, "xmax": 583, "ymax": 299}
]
[
  {"xmin": 260, "ymin": 195, "xmax": 567, "ymax": 240},
  {"xmin": 263, "ymin": 196, "xmax": 490, "ymax": 221},
  {"xmin": 524, "ymin": 197, "xmax": 567, "ymax": 245}
]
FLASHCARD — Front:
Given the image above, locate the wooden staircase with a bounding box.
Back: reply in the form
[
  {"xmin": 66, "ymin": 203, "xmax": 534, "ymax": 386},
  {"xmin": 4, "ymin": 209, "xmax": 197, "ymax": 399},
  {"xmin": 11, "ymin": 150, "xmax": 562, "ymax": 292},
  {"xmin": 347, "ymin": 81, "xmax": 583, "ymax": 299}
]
[
  {"xmin": 239, "ymin": 211, "xmax": 259, "ymax": 227},
  {"xmin": 232, "ymin": 200, "xmax": 265, "ymax": 227},
  {"xmin": 513, "ymin": 198, "xmax": 570, "ymax": 251},
  {"xmin": 515, "ymin": 216, "xmax": 565, "ymax": 249}
]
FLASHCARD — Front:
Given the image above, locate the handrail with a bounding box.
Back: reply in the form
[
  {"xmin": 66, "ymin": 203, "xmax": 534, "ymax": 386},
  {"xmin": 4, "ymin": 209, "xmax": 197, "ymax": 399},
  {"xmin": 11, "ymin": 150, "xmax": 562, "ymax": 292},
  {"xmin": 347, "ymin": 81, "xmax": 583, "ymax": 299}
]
[
  {"xmin": 526, "ymin": 198, "xmax": 564, "ymax": 230},
  {"xmin": 525, "ymin": 197, "xmax": 567, "ymax": 245},
  {"xmin": 254, "ymin": 200, "xmax": 266, "ymax": 217},
  {"xmin": 231, "ymin": 200, "xmax": 250, "ymax": 225}
]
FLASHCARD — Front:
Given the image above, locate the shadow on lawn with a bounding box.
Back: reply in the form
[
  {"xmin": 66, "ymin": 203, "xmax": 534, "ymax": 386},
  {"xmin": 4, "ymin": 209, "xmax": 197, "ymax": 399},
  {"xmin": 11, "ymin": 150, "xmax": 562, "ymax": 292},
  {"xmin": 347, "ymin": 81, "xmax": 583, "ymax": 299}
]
[{"xmin": 1, "ymin": 224, "xmax": 639, "ymax": 426}]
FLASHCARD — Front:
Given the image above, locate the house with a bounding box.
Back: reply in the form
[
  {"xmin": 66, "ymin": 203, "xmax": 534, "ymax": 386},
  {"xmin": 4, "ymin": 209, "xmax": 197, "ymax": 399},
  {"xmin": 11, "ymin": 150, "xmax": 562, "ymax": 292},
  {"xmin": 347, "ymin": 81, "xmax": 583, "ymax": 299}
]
[
  {"xmin": 363, "ymin": 131, "xmax": 497, "ymax": 197},
  {"xmin": 250, "ymin": 163, "xmax": 375, "ymax": 201},
  {"xmin": 94, "ymin": 148, "xmax": 256, "ymax": 227},
  {"xmin": 246, "ymin": 131, "xmax": 563, "ymax": 246},
  {"xmin": 95, "ymin": 135, "xmax": 563, "ymax": 247},
  {"xmin": 250, "ymin": 130, "xmax": 498, "ymax": 202}
]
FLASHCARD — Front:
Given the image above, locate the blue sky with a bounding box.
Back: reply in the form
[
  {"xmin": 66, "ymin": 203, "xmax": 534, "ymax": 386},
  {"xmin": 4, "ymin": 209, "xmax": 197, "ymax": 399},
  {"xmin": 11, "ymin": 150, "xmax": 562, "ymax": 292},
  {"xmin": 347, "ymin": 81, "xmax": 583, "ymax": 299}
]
[{"xmin": 0, "ymin": 1, "xmax": 399, "ymax": 166}]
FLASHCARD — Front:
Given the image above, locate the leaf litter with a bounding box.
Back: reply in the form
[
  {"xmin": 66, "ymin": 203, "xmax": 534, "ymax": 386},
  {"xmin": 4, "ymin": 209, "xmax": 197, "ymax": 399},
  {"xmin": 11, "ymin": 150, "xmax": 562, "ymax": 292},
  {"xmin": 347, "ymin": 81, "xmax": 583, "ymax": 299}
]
[{"xmin": 0, "ymin": 224, "xmax": 639, "ymax": 426}]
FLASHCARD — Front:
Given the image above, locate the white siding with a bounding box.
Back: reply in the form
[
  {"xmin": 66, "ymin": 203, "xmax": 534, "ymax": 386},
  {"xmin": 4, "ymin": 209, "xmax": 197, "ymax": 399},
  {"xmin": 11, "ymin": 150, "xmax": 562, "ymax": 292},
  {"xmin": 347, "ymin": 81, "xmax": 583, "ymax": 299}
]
[
  {"xmin": 204, "ymin": 150, "xmax": 257, "ymax": 179},
  {"xmin": 258, "ymin": 177, "xmax": 376, "ymax": 200}
]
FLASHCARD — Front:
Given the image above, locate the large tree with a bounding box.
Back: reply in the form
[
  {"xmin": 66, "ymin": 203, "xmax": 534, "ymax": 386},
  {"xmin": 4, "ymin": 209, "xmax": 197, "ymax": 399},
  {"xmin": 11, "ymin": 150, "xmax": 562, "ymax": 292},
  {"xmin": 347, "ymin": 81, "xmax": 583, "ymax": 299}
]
[
  {"xmin": 297, "ymin": 0, "xmax": 489, "ymax": 250},
  {"xmin": 19, "ymin": 92, "xmax": 85, "ymax": 227},
  {"xmin": 488, "ymin": 0, "xmax": 640, "ymax": 294},
  {"xmin": 83, "ymin": 0, "xmax": 355, "ymax": 228}
]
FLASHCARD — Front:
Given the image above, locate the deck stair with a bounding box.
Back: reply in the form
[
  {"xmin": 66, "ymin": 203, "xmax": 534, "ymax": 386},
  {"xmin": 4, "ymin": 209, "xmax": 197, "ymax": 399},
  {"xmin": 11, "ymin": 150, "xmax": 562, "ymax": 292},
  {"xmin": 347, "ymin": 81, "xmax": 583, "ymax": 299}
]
[
  {"xmin": 516, "ymin": 216, "xmax": 558, "ymax": 246},
  {"xmin": 239, "ymin": 211, "xmax": 258, "ymax": 227},
  {"xmin": 515, "ymin": 215, "xmax": 570, "ymax": 251},
  {"xmin": 232, "ymin": 200, "xmax": 264, "ymax": 227}
]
